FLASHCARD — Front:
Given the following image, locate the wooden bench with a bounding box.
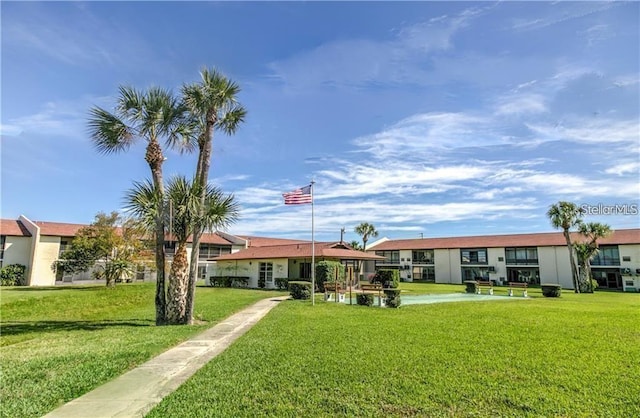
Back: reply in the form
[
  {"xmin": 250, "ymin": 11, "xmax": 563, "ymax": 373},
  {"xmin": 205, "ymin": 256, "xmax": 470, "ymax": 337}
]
[
  {"xmin": 508, "ymin": 282, "xmax": 528, "ymax": 297},
  {"xmin": 360, "ymin": 283, "xmax": 384, "ymax": 306},
  {"xmin": 476, "ymin": 280, "xmax": 493, "ymax": 295},
  {"xmin": 324, "ymin": 282, "xmax": 345, "ymax": 302}
]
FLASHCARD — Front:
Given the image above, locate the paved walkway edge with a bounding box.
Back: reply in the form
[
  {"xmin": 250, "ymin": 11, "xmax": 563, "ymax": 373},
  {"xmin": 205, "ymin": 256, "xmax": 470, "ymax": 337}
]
[{"xmin": 43, "ymin": 296, "xmax": 289, "ymax": 418}]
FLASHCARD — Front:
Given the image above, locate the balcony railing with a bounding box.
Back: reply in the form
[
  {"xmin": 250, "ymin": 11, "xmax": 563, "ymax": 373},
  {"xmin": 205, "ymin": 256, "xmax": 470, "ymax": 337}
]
[
  {"xmin": 505, "ymin": 258, "xmax": 539, "ymax": 265},
  {"xmin": 591, "ymin": 257, "xmax": 620, "ymax": 266}
]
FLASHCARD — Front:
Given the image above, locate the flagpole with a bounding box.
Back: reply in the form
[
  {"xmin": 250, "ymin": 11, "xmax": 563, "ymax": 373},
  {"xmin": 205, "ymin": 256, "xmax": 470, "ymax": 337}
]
[{"xmin": 311, "ymin": 180, "xmax": 315, "ymax": 306}]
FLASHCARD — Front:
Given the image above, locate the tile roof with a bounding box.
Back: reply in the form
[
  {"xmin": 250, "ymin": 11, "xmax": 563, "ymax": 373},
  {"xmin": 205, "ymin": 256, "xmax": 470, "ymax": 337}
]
[
  {"xmin": 214, "ymin": 242, "xmax": 385, "ymax": 261},
  {"xmin": 369, "ymin": 229, "xmax": 640, "ymax": 251},
  {"xmin": 237, "ymin": 235, "xmax": 309, "ymax": 247},
  {"xmin": 0, "ymin": 220, "xmax": 32, "ymax": 237},
  {"xmin": 33, "ymin": 221, "xmax": 86, "ymax": 237}
]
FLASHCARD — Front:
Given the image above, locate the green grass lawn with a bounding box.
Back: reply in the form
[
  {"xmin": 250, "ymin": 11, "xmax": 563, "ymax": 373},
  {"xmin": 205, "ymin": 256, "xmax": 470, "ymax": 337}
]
[
  {"xmin": 0, "ymin": 283, "xmax": 285, "ymax": 418},
  {"xmin": 148, "ymin": 288, "xmax": 640, "ymax": 417}
]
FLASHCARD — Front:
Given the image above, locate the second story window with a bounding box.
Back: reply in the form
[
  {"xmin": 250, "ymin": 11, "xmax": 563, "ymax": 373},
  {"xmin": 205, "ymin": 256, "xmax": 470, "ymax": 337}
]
[
  {"xmin": 412, "ymin": 250, "xmax": 434, "ymax": 264},
  {"xmin": 461, "ymin": 249, "xmax": 487, "ymax": 264},
  {"xmin": 375, "ymin": 250, "xmax": 400, "ymax": 264},
  {"xmin": 505, "ymin": 247, "xmax": 538, "ymax": 265}
]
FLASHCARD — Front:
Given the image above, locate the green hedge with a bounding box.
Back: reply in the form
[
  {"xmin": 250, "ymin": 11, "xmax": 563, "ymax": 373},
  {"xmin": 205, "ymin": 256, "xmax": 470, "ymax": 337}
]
[
  {"xmin": 356, "ymin": 293, "xmax": 374, "ymax": 306},
  {"xmin": 383, "ymin": 288, "xmax": 401, "ymax": 308},
  {"xmin": 0, "ymin": 264, "xmax": 26, "ymax": 286},
  {"xmin": 209, "ymin": 276, "xmax": 250, "ymax": 288},
  {"xmin": 315, "ymin": 261, "xmax": 345, "ymax": 292},
  {"xmin": 274, "ymin": 277, "xmax": 289, "ymax": 290},
  {"xmin": 464, "ymin": 280, "xmax": 477, "ymax": 294},
  {"xmin": 541, "ymin": 283, "xmax": 562, "ymax": 297},
  {"xmin": 289, "ymin": 281, "xmax": 312, "ymax": 300}
]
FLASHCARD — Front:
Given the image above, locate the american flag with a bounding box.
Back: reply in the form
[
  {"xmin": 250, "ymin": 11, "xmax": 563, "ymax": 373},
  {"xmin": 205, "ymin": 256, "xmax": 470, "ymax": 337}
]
[{"xmin": 283, "ymin": 184, "xmax": 313, "ymax": 205}]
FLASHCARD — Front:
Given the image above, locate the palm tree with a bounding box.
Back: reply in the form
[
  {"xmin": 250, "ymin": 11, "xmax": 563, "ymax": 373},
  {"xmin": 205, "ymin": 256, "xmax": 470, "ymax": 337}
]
[
  {"xmin": 88, "ymin": 86, "xmax": 191, "ymax": 325},
  {"xmin": 575, "ymin": 222, "xmax": 612, "ymax": 293},
  {"xmin": 354, "ymin": 222, "xmax": 379, "ymax": 251},
  {"xmin": 547, "ymin": 201, "xmax": 584, "ymax": 293},
  {"xmin": 349, "ymin": 240, "xmax": 363, "ymax": 251},
  {"xmin": 125, "ymin": 176, "xmax": 239, "ymax": 324},
  {"xmin": 181, "ymin": 68, "xmax": 247, "ymax": 324}
]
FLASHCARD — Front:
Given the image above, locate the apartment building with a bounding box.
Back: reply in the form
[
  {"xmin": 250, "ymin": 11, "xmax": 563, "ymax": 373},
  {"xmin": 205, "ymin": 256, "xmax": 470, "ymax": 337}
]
[{"xmin": 367, "ymin": 229, "xmax": 640, "ymax": 291}]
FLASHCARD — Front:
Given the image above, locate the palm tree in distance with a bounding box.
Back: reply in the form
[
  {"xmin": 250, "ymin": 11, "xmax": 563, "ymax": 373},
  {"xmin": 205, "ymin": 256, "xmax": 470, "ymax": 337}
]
[
  {"xmin": 354, "ymin": 222, "xmax": 379, "ymax": 251},
  {"xmin": 182, "ymin": 68, "xmax": 247, "ymax": 324},
  {"xmin": 125, "ymin": 176, "xmax": 239, "ymax": 324},
  {"xmin": 547, "ymin": 201, "xmax": 585, "ymax": 293},
  {"xmin": 88, "ymin": 86, "xmax": 191, "ymax": 325},
  {"xmin": 575, "ymin": 222, "xmax": 612, "ymax": 293}
]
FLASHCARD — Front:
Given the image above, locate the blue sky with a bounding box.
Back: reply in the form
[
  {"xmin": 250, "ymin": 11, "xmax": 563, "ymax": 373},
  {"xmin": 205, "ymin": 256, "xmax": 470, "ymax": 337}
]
[{"xmin": 1, "ymin": 1, "xmax": 639, "ymax": 242}]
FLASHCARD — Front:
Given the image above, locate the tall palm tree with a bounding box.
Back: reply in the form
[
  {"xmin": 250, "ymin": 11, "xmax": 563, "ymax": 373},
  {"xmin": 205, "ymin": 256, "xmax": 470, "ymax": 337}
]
[
  {"xmin": 575, "ymin": 222, "xmax": 612, "ymax": 293},
  {"xmin": 181, "ymin": 68, "xmax": 247, "ymax": 324},
  {"xmin": 547, "ymin": 201, "xmax": 584, "ymax": 293},
  {"xmin": 125, "ymin": 177, "xmax": 239, "ymax": 324},
  {"xmin": 88, "ymin": 86, "xmax": 191, "ymax": 325},
  {"xmin": 354, "ymin": 222, "xmax": 379, "ymax": 251}
]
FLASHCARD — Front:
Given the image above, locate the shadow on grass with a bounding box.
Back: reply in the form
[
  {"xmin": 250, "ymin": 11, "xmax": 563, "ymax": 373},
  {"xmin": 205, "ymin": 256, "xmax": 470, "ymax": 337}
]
[{"xmin": 0, "ymin": 319, "xmax": 155, "ymax": 337}]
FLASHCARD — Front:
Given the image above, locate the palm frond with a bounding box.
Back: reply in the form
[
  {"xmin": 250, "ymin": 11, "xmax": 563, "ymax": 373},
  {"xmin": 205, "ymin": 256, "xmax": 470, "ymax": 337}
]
[
  {"xmin": 88, "ymin": 107, "xmax": 134, "ymax": 154},
  {"xmin": 123, "ymin": 179, "xmax": 160, "ymax": 232},
  {"xmin": 216, "ymin": 105, "xmax": 247, "ymax": 136}
]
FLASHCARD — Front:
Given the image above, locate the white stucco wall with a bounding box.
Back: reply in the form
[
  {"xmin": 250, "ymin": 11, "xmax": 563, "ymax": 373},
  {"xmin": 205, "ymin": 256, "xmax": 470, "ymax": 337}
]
[
  {"xmin": 619, "ymin": 244, "xmax": 640, "ymax": 273},
  {"xmin": 209, "ymin": 258, "xmax": 288, "ymax": 289},
  {"xmin": 434, "ymin": 249, "xmax": 457, "ymax": 284},
  {"xmin": 30, "ymin": 236, "xmax": 62, "ymax": 286},
  {"xmin": 537, "ymin": 246, "xmax": 573, "ymax": 288},
  {"xmin": 487, "ymin": 248, "xmax": 505, "ymax": 284},
  {"xmin": 2, "ymin": 236, "xmax": 32, "ymax": 267}
]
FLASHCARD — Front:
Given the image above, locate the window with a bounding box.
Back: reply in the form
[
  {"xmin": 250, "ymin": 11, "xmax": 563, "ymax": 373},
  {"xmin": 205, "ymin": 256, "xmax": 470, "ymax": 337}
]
[
  {"xmin": 299, "ymin": 262, "xmax": 312, "ymax": 279},
  {"xmin": 460, "ymin": 249, "xmax": 487, "ymax": 264},
  {"xmin": 259, "ymin": 262, "xmax": 273, "ymax": 284},
  {"xmin": 506, "ymin": 267, "xmax": 540, "ymax": 284},
  {"xmin": 164, "ymin": 241, "xmax": 176, "ymax": 256},
  {"xmin": 375, "ymin": 250, "xmax": 400, "ymax": 264},
  {"xmin": 591, "ymin": 246, "xmax": 620, "ymax": 266},
  {"xmin": 505, "ymin": 247, "xmax": 538, "ymax": 265},
  {"xmin": 412, "ymin": 266, "xmax": 435, "ymax": 281},
  {"xmin": 0, "ymin": 235, "xmax": 5, "ymax": 268},
  {"xmin": 412, "ymin": 250, "xmax": 434, "ymax": 264},
  {"xmin": 199, "ymin": 244, "xmax": 232, "ymax": 260},
  {"xmin": 59, "ymin": 240, "xmax": 69, "ymax": 257},
  {"xmin": 461, "ymin": 266, "xmax": 490, "ymax": 281}
]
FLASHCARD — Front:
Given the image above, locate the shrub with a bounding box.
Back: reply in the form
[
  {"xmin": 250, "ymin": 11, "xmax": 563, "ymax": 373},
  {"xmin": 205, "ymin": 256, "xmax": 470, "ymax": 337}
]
[
  {"xmin": 384, "ymin": 288, "xmax": 401, "ymax": 308},
  {"xmin": 315, "ymin": 261, "xmax": 345, "ymax": 292},
  {"xmin": 289, "ymin": 281, "xmax": 312, "ymax": 300},
  {"xmin": 541, "ymin": 283, "xmax": 562, "ymax": 297},
  {"xmin": 372, "ymin": 269, "xmax": 400, "ymax": 288},
  {"xmin": 357, "ymin": 293, "xmax": 374, "ymax": 306},
  {"xmin": 231, "ymin": 277, "xmax": 249, "ymax": 288},
  {"xmin": 464, "ymin": 280, "xmax": 478, "ymax": 294},
  {"xmin": 274, "ymin": 277, "xmax": 288, "ymax": 290},
  {"xmin": 258, "ymin": 276, "xmax": 266, "ymax": 289},
  {"xmin": 0, "ymin": 264, "xmax": 27, "ymax": 286}
]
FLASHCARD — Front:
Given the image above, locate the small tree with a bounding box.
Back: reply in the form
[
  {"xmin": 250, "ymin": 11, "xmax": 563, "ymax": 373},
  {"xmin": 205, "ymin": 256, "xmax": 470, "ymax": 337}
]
[
  {"xmin": 54, "ymin": 212, "xmax": 148, "ymax": 287},
  {"xmin": 0, "ymin": 264, "xmax": 27, "ymax": 286},
  {"xmin": 354, "ymin": 222, "xmax": 378, "ymax": 251},
  {"xmin": 547, "ymin": 201, "xmax": 584, "ymax": 293}
]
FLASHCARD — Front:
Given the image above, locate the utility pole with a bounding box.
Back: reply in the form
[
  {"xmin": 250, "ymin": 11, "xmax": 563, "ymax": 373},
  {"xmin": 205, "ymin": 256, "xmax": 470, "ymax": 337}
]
[{"xmin": 340, "ymin": 227, "xmax": 345, "ymax": 243}]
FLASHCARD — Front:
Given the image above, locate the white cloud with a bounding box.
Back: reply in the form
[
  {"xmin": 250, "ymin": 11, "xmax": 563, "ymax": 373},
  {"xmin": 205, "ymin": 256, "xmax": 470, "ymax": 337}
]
[
  {"xmin": 0, "ymin": 124, "xmax": 23, "ymax": 136},
  {"xmin": 605, "ymin": 162, "xmax": 640, "ymax": 176},
  {"xmin": 526, "ymin": 118, "xmax": 639, "ymax": 145},
  {"xmin": 494, "ymin": 93, "xmax": 548, "ymax": 116}
]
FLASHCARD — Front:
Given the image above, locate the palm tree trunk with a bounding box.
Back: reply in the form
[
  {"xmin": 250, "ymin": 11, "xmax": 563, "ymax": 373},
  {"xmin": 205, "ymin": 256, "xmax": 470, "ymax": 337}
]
[
  {"xmin": 166, "ymin": 241, "xmax": 190, "ymax": 325},
  {"xmin": 186, "ymin": 127, "xmax": 214, "ymax": 324},
  {"xmin": 146, "ymin": 138, "xmax": 167, "ymax": 325},
  {"xmin": 563, "ymin": 229, "xmax": 580, "ymax": 293}
]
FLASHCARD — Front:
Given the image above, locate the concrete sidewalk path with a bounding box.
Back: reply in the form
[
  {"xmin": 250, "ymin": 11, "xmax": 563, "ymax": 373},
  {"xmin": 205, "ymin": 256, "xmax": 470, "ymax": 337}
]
[{"xmin": 44, "ymin": 296, "xmax": 289, "ymax": 418}]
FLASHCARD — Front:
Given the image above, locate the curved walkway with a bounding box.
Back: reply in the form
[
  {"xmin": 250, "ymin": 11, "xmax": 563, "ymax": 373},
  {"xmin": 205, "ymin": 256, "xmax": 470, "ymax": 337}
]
[{"xmin": 43, "ymin": 296, "xmax": 289, "ymax": 418}]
